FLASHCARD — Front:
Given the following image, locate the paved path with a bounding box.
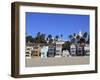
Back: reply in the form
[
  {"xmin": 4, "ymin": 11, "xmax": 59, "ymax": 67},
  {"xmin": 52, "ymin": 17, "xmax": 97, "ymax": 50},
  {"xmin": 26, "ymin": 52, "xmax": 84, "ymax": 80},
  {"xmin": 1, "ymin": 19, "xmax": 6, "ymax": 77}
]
[{"xmin": 26, "ymin": 56, "xmax": 89, "ymax": 67}]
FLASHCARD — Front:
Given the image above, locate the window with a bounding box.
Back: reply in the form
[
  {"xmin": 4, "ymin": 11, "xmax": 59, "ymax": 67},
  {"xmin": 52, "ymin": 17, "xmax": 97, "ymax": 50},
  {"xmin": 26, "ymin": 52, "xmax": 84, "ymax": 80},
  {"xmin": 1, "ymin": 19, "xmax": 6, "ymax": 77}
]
[
  {"xmin": 26, "ymin": 55, "xmax": 29, "ymax": 57},
  {"xmin": 56, "ymin": 50, "xmax": 60, "ymax": 52},
  {"xmin": 34, "ymin": 47, "xmax": 38, "ymax": 49},
  {"xmin": 26, "ymin": 52, "xmax": 30, "ymax": 54}
]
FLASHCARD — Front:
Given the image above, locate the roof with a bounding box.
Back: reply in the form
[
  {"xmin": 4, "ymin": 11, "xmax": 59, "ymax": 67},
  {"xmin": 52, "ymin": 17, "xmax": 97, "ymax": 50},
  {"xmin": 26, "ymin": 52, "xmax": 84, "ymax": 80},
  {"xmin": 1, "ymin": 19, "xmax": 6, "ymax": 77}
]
[{"xmin": 26, "ymin": 43, "xmax": 56, "ymax": 46}]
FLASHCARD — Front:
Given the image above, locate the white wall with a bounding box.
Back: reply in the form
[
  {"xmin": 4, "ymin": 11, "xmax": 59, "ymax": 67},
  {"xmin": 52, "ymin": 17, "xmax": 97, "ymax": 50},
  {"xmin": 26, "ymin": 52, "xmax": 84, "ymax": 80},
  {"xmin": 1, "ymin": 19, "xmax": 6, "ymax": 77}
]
[{"xmin": 0, "ymin": 0, "xmax": 100, "ymax": 80}]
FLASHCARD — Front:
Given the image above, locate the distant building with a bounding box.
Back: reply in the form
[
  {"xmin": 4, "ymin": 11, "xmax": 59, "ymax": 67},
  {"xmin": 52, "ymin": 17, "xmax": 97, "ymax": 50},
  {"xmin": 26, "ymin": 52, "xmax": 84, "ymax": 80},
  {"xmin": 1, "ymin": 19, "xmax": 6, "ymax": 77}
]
[
  {"xmin": 70, "ymin": 43, "xmax": 76, "ymax": 56},
  {"xmin": 26, "ymin": 43, "xmax": 34, "ymax": 58},
  {"xmin": 47, "ymin": 45, "xmax": 56, "ymax": 57},
  {"xmin": 55, "ymin": 40, "xmax": 65, "ymax": 57},
  {"xmin": 76, "ymin": 44, "xmax": 84, "ymax": 56},
  {"xmin": 31, "ymin": 44, "xmax": 43, "ymax": 57},
  {"xmin": 40, "ymin": 46, "xmax": 49, "ymax": 58},
  {"xmin": 26, "ymin": 43, "xmax": 45, "ymax": 58},
  {"xmin": 84, "ymin": 44, "xmax": 90, "ymax": 56}
]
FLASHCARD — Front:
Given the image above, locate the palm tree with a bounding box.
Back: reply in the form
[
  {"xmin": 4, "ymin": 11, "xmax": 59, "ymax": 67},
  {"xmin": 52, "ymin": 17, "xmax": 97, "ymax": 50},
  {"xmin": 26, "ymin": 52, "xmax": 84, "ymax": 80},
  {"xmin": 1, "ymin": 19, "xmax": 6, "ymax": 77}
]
[
  {"xmin": 69, "ymin": 35, "xmax": 73, "ymax": 41},
  {"xmin": 83, "ymin": 32, "xmax": 88, "ymax": 42},
  {"xmin": 69, "ymin": 34, "xmax": 75, "ymax": 43},
  {"xmin": 35, "ymin": 32, "xmax": 46, "ymax": 43},
  {"xmin": 83, "ymin": 32, "xmax": 88, "ymax": 38},
  {"xmin": 73, "ymin": 33, "xmax": 76, "ymax": 38},
  {"xmin": 26, "ymin": 36, "xmax": 34, "ymax": 43},
  {"xmin": 86, "ymin": 34, "xmax": 90, "ymax": 44},
  {"xmin": 48, "ymin": 34, "xmax": 52, "ymax": 40},
  {"xmin": 79, "ymin": 37, "xmax": 85, "ymax": 44},
  {"xmin": 60, "ymin": 34, "xmax": 63, "ymax": 40},
  {"xmin": 47, "ymin": 34, "xmax": 53, "ymax": 44},
  {"xmin": 61, "ymin": 34, "xmax": 63, "ymax": 37},
  {"xmin": 36, "ymin": 32, "xmax": 41, "ymax": 39},
  {"xmin": 76, "ymin": 35, "xmax": 80, "ymax": 43},
  {"xmin": 40, "ymin": 33, "xmax": 46, "ymax": 43},
  {"xmin": 55, "ymin": 35, "xmax": 59, "ymax": 41}
]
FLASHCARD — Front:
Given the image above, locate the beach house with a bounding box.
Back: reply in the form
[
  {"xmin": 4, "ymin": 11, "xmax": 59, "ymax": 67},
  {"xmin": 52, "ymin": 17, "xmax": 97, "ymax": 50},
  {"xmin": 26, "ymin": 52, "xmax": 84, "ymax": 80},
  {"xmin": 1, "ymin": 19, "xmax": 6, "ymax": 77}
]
[
  {"xmin": 26, "ymin": 43, "xmax": 34, "ymax": 58},
  {"xmin": 84, "ymin": 44, "xmax": 90, "ymax": 56},
  {"xmin": 70, "ymin": 43, "xmax": 76, "ymax": 56},
  {"xmin": 40, "ymin": 46, "xmax": 49, "ymax": 58},
  {"xmin": 31, "ymin": 44, "xmax": 41, "ymax": 57},
  {"xmin": 55, "ymin": 40, "xmax": 64, "ymax": 57}
]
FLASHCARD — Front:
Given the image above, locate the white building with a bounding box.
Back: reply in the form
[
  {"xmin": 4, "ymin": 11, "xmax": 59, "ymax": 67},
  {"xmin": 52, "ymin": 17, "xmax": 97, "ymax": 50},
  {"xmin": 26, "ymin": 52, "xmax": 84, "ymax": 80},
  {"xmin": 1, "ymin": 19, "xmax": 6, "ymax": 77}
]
[
  {"xmin": 40, "ymin": 46, "xmax": 49, "ymax": 58},
  {"xmin": 26, "ymin": 46, "xmax": 34, "ymax": 59},
  {"xmin": 55, "ymin": 40, "xmax": 64, "ymax": 57},
  {"xmin": 84, "ymin": 44, "xmax": 90, "ymax": 56},
  {"xmin": 70, "ymin": 43, "xmax": 76, "ymax": 56}
]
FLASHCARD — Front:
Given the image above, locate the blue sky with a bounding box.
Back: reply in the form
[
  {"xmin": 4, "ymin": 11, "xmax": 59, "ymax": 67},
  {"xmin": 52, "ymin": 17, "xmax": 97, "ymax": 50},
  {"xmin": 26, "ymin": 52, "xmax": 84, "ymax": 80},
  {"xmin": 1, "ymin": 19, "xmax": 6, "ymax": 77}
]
[{"xmin": 26, "ymin": 12, "xmax": 89, "ymax": 40}]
